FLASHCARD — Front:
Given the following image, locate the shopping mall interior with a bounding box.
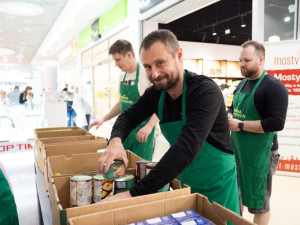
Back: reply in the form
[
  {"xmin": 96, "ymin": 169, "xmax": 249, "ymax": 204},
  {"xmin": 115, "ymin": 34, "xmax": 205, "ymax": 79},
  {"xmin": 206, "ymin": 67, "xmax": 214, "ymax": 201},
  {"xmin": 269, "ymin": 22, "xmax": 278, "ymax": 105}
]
[{"xmin": 0, "ymin": 0, "xmax": 300, "ymax": 224}]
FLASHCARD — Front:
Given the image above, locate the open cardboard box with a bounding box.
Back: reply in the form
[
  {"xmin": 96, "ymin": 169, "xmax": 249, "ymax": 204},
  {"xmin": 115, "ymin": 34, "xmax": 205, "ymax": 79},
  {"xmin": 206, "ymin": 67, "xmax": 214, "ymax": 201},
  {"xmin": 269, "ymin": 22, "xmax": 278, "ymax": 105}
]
[
  {"xmin": 68, "ymin": 193, "xmax": 254, "ymax": 225},
  {"xmin": 49, "ymin": 175, "xmax": 190, "ymax": 225},
  {"xmin": 47, "ymin": 151, "xmax": 140, "ymax": 184},
  {"xmin": 35, "ymin": 129, "xmax": 92, "ymax": 139},
  {"xmin": 40, "ymin": 141, "xmax": 107, "ymax": 194}
]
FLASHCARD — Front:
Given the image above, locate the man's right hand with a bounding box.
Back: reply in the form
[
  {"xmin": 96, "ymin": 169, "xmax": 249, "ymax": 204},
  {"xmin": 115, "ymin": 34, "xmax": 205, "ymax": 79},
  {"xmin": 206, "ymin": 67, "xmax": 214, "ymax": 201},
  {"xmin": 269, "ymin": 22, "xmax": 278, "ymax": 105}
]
[
  {"xmin": 97, "ymin": 137, "xmax": 128, "ymax": 174},
  {"xmin": 88, "ymin": 118, "xmax": 104, "ymax": 130}
]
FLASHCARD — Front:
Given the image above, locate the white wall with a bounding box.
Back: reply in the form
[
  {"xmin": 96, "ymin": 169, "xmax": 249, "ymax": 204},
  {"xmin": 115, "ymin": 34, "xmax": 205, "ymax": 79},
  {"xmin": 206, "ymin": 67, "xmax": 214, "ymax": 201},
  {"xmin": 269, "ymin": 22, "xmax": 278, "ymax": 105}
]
[{"xmin": 179, "ymin": 41, "xmax": 241, "ymax": 61}]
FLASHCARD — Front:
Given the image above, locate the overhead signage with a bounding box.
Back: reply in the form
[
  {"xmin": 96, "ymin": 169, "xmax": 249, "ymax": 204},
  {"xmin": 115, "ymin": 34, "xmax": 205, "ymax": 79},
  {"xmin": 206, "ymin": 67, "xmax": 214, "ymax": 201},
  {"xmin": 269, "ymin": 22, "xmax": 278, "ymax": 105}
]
[
  {"xmin": 99, "ymin": 0, "xmax": 127, "ymax": 35},
  {"xmin": 78, "ymin": 26, "xmax": 92, "ymax": 48}
]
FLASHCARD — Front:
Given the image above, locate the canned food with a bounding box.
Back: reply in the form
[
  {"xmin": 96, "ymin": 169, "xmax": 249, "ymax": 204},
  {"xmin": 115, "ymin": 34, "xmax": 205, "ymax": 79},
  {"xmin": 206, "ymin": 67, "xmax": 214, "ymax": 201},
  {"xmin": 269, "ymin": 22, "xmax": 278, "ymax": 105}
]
[
  {"xmin": 136, "ymin": 160, "xmax": 150, "ymax": 182},
  {"xmin": 115, "ymin": 174, "xmax": 135, "ymax": 192},
  {"xmin": 105, "ymin": 160, "xmax": 125, "ymax": 179},
  {"xmin": 93, "ymin": 174, "xmax": 114, "ymax": 203},
  {"xmin": 145, "ymin": 162, "xmax": 169, "ymax": 193},
  {"xmin": 145, "ymin": 162, "xmax": 157, "ymax": 175},
  {"xmin": 70, "ymin": 175, "xmax": 92, "ymax": 207}
]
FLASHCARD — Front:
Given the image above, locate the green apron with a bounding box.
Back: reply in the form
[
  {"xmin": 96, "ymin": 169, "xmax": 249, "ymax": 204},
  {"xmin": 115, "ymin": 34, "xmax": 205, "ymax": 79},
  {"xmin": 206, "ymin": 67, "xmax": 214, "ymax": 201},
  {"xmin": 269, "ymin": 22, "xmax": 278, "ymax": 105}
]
[
  {"xmin": 158, "ymin": 71, "xmax": 240, "ymax": 222},
  {"xmin": 120, "ymin": 63, "xmax": 155, "ymax": 160},
  {"xmin": 0, "ymin": 170, "xmax": 19, "ymax": 225},
  {"xmin": 231, "ymin": 71, "xmax": 275, "ymax": 209}
]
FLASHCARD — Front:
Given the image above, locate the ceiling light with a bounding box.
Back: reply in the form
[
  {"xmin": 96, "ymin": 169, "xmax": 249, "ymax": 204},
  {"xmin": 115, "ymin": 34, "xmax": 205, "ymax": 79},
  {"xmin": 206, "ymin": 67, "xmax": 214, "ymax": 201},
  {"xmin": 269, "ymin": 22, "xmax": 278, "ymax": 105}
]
[
  {"xmin": 241, "ymin": 16, "xmax": 246, "ymax": 27},
  {"xmin": 284, "ymin": 16, "xmax": 290, "ymax": 22},
  {"xmin": 212, "ymin": 26, "xmax": 217, "ymax": 36},
  {"xmin": 0, "ymin": 2, "xmax": 44, "ymax": 16},
  {"xmin": 288, "ymin": 4, "xmax": 295, "ymax": 13},
  {"xmin": 268, "ymin": 34, "xmax": 280, "ymax": 42},
  {"xmin": 0, "ymin": 47, "xmax": 15, "ymax": 55},
  {"xmin": 18, "ymin": 27, "xmax": 31, "ymax": 33},
  {"xmin": 225, "ymin": 28, "xmax": 230, "ymax": 34},
  {"xmin": 16, "ymin": 54, "xmax": 24, "ymax": 58}
]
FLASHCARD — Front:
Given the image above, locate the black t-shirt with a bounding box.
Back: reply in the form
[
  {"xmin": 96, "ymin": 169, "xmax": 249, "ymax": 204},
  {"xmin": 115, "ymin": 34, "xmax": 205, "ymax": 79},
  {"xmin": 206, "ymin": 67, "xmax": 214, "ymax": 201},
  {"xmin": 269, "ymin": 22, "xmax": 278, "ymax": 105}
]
[
  {"xmin": 228, "ymin": 73, "xmax": 288, "ymax": 150},
  {"xmin": 110, "ymin": 70, "xmax": 233, "ymax": 196}
]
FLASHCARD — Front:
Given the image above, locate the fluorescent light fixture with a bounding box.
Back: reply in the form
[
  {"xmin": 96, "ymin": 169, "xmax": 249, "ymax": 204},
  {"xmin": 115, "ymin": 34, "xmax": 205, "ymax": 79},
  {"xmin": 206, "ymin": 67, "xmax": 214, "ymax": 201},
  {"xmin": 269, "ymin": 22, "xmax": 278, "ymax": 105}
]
[
  {"xmin": 0, "ymin": 2, "xmax": 44, "ymax": 16},
  {"xmin": 225, "ymin": 28, "xmax": 230, "ymax": 34},
  {"xmin": 284, "ymin": 16, "xmax": 290, "ymax": 22},
  {"xmin": 268, "ymin": 34, "xmax": 280, "ymax": 42}
]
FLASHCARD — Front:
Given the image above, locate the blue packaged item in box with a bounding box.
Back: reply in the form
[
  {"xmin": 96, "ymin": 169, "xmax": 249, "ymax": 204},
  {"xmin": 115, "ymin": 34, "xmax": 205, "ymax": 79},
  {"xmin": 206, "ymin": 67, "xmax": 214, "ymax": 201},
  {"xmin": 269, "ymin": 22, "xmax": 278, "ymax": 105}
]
[
  {"xmin": 171, "ymin": 210, "xmax": 214, "ymax": 225},
  {"xmin": 128, "ymin": 215, "xmax": 179, "ymax": 225}
]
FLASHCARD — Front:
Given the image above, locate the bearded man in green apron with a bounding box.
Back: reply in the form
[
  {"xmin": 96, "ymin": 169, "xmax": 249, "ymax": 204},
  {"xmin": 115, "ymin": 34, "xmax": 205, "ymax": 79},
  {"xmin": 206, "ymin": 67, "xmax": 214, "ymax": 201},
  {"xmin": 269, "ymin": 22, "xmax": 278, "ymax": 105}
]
[
  {"xmin": 89, "ymin": 40, "xmax": 158, "ymax": 160},
  {"xmin": 97, "ymin": 30, "xmax": 240, "ymax": 224},
  {"xmin": 228, "ymin": 41, "xmax": 288, "ymax": 225},
  {"xmin": 0, "ymin": 162, "xmax": 19, "ymax": 225}
]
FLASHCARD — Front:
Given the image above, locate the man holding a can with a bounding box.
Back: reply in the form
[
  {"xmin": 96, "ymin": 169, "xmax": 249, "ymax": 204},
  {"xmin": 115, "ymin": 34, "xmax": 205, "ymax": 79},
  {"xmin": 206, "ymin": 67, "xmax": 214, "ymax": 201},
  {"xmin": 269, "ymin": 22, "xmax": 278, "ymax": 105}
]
[
  {"xmin": 98, "ymin": 30, "xmax": 240, "ymax": 222},
  {"xmin": 89, "ymin": 39, "xmax": 159, "ymax": 161}
]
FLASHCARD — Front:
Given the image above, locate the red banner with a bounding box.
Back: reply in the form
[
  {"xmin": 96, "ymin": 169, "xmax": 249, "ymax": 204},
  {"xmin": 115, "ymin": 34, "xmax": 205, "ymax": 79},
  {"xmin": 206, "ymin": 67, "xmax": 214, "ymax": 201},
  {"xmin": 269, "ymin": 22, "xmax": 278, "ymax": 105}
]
[
  {"xmin": 278, "ymin": 156, "xmax": 300, "ymax": 173},
  {"xmin": 267, "ymin": 69, "xmax": 300, "ymax": 95}
]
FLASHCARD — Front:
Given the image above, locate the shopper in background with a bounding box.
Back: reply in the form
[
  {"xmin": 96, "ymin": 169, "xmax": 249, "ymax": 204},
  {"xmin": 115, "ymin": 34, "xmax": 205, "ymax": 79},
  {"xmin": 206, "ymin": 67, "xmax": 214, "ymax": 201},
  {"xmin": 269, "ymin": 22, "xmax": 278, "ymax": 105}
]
[
  {"xmin": 89, "ymin": 39, "xmax": 159, "ymax": 161},
  {"xmin": 67, "ymin": 90, "xmax": 93, "ymax": 131},
  {"xmin": 227, "ymin": 41, "xmax": 288, "ymax": 225},
  {"xmin": 19, "ymin": 86, "xmax": 33, "ymax": 104},
  {"xmin": 66, "ymin": 91, "xmax": 77, "ymax": 127},
  {"xmin": 9, "ymin": 86, "xmax": 21, "ymax": 105},
  {"xmin": 97, "ymin": 30, "xmax": 240, "ymax": 223},
  {"xmin": 0, "ymin": 161, "xmax": 19, "ymax": 225}
]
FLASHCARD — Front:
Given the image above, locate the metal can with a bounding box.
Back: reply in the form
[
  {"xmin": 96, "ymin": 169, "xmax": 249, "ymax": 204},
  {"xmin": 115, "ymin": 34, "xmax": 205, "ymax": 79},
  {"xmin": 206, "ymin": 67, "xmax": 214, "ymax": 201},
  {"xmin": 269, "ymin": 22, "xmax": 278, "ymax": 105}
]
[
  {"xmin": 93, "ymin": 174, "xmax": 114, "ymax": 203},
  {"xmin": 105, "ymin": 160, "xmax": 125, "ymax": 179},
  {"xmin": 115, "ymin": 174, "xmax": 135, "ymax": 193},
  {"xmin": 70, "ymin": 175, "xmax": 92, "ymax": 207},
  {"xmin": 136, "ymin": 160, "xmax": 151, "ymax": 182},
  {"xmin": 145, "ymin": 162, "xmax": 157, "ymax": 175},
  {"xmin": 145, "ymin": 162, "xmax": 169, "ymax": 193}
]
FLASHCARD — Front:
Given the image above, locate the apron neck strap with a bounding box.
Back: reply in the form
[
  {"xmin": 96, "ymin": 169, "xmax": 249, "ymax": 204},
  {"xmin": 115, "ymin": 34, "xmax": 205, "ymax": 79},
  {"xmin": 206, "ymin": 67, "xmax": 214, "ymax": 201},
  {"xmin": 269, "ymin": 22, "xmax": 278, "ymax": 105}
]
[
  {"xmin": 122, "ymin": 62, "xmax": 140, "ymax": 83},
  {"xmin": 238, "ymin": 70, "xmax": 266, "ymax": 94}
]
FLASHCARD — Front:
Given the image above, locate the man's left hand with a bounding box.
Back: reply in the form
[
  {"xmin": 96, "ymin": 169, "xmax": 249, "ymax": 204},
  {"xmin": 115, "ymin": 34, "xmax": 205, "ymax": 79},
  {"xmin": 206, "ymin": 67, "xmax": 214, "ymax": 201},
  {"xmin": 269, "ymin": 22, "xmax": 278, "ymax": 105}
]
[{"xmin": 136, "ymin": 124, "xmax": 152, "ymax": 143}]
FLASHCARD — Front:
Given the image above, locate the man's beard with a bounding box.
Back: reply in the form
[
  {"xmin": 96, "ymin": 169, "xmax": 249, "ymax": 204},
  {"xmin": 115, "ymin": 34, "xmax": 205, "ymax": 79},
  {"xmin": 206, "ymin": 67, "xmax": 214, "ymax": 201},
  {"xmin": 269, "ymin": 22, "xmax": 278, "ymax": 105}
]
[
  {"xmin": 151, "ymin": 71, "xmax": 180, "ymax": 91},
  {"xmin": 241, "ymin": 68, "xmax": 257, "ymax": 79}
]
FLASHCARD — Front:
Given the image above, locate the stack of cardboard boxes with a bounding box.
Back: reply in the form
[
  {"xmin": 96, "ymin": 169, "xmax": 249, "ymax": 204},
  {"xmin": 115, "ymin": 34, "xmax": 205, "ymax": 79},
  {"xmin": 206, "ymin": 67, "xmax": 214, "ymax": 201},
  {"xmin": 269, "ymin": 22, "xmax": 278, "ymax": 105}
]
[{"xmin": 34, "ymin": 127, "xmax": 254, "ymax": 225}]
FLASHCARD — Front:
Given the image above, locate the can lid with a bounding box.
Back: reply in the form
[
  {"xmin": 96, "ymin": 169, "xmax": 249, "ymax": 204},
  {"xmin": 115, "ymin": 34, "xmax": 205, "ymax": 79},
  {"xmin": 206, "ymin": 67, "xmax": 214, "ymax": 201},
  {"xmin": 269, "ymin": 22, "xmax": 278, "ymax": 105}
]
[
  {"xmin": 146, "ymin": 162, "xmax": 157, "ymax": 167},
  {"xmin": 93, "ymin": 174, "xmax": 106, "ymax": 180},
  {"xmin": 70, "ymin": 175, "xmax": 92, "ymax": 181},
  {"xmin": 110, "ymin": 160, "xmax": 124, "ymax": 170},
  {"xmin": 115, "ymin": 174, "xmax": 134, "ymax": 182},
  {"xmin": 136, "ymin": 160, "xmax": 151, "ymax": 163}
]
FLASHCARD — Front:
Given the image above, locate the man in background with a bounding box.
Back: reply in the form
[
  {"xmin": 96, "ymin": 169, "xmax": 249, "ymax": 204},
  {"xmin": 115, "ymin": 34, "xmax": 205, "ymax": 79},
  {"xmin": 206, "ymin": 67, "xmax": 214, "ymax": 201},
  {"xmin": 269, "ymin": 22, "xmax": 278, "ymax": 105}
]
[
  {"xmin": 228, "ymin": 40, "xmax": 288, "ymax": 225},
  {"xmin": 89, "ymin": 40, "xmax": 158, "ymax": 160}
]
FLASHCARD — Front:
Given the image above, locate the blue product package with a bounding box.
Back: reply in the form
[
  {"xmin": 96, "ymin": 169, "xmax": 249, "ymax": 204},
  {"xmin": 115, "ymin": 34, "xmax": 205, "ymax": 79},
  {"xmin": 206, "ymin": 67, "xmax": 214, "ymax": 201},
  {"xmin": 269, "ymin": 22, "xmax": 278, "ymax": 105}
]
[
  {"xmin": 171, "ymin": 210, "xmax": 214, "ymax": 225},
  {"xmin": 129, "ymin": 215, "xmax": 180, "ymax": 225}
]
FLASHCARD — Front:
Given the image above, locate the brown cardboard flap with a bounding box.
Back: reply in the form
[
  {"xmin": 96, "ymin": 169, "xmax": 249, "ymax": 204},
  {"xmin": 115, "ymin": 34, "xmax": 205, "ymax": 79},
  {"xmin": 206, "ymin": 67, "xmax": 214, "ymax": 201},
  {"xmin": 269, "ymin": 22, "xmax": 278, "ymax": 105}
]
[
  {"xmin": 69, "ymin": 210, "xmax": 115, "ymax": 225},
  {"xmin": 67, "ymin": 193, "xmax": 255, "ymax": 225},
  {"xmin": 36, "ymin": 130, "xmax": 92, "ymax": 138},
  {"xmin": 38, "ymin": 135, "xmax": 105, "ymax": 145}
]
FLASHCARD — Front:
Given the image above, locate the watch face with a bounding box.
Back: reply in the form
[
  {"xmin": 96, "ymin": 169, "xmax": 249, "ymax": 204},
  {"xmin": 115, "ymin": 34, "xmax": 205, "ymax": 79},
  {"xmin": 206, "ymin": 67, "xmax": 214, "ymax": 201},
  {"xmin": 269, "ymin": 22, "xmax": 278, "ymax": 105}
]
[{"xmin": 238, "ymin": 122, "xmax": 244, "ymax": 130}]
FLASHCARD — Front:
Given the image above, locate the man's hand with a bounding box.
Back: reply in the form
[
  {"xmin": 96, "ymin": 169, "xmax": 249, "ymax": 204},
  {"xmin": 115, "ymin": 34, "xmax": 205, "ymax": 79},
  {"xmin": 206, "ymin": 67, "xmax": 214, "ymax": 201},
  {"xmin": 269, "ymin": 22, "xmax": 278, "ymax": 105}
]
[
  {"xmin": 136, "ymin": 124, "xmax": 153, "ymax": 143},
  {"xmin": 98, "ymin": 138, "xmax": 128, "ymax": 174},
  {"xmin": 98, "ymin": 191, "xmax": 132, "ymax": 203},
  {"xmin": 88, "ymin": 118, "xmax": 104, "ymax": 130},
  {"xmin": 228, "ymin": 113, "xmax": 242, "ymax": 131}
]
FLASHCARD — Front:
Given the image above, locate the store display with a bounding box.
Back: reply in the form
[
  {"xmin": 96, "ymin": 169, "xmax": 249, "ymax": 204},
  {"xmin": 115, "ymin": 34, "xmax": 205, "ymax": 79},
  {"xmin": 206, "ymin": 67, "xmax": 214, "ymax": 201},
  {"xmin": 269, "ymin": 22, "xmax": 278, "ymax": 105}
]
[{"xmin": 70, "ymin": 175, "xmax": 92, "ymax": 207}]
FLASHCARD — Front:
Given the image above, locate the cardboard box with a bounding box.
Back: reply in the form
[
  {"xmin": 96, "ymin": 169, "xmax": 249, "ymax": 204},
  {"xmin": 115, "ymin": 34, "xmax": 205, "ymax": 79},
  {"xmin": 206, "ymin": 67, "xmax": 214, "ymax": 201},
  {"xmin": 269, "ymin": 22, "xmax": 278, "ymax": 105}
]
[
  {"xmin": 40, "ymin": 141, "xmax": 107, "ymax": 194},
  {"xmin": 50, "ymin": 175, "xmax": 189, "ymax": 225},
  {"xmin": 35, "ymin": 129, "xmax": 92, "ymax": 139},
  {"xmin": 47, "ymin": 151, "xmax": 140, "ymax": 181},
  {"xmin": 68, "ymin": 193, "xmax": 254, "ymax": 225}
]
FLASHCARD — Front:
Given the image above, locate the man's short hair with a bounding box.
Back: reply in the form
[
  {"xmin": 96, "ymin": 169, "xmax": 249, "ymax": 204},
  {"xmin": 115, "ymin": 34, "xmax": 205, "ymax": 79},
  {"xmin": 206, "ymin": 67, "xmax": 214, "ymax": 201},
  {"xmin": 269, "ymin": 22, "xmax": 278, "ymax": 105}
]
[
  {"xmin": 109, "ymin": 39, "xmax": 135, "ymax": 58},
  {"xmin": 242, "ymin": 40, "xmax": 265, "ymax": 57},
  {"xmin": 139, "ymin": 29, "xmax": 180, "ymax": 57}
]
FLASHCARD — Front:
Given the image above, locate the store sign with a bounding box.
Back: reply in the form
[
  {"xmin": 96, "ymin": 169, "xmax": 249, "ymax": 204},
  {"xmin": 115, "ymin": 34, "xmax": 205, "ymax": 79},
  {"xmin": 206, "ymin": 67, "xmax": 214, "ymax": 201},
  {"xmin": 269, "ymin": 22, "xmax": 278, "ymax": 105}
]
[
  {"xmin": 0, "ymin": 141, "xmax": 34, "ymax": 154},
  {"xmin": 265, "ymin": 41, "xmax": 300, "ymax": 176}
]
